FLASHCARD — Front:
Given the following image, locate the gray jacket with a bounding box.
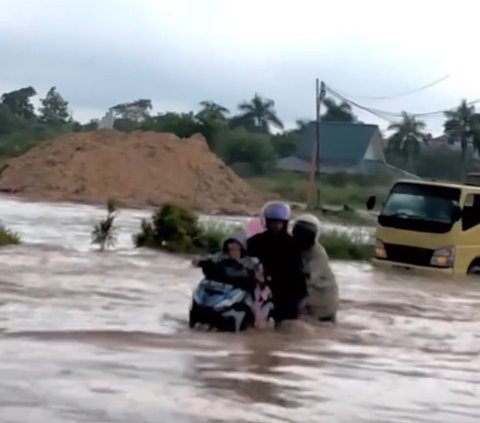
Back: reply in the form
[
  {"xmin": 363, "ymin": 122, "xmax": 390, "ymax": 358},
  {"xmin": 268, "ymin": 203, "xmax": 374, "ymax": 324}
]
[{"xmin": 293, "ymin": 214, "xmax": 339, "ymax": 320}]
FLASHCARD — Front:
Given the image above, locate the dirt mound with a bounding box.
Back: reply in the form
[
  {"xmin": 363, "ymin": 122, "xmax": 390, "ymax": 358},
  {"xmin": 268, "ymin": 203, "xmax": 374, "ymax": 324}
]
[{"xmin": 0, "ymin": 129, "xmax": 264, "ymax": 214}]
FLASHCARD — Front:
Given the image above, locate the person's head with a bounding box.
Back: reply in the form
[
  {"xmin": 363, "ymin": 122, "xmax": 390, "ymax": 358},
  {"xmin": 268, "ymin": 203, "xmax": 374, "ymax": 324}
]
[
  {"xmin": 222, "ymin": 229, "xmax": 247, "ymax": 260},
  {"xmin": 261, "ymin": 202, "xmax": 291, "ymax": 234},
  {"xmin": 292, "ymin": 214, "xmax": 321, "ymax": 251}
]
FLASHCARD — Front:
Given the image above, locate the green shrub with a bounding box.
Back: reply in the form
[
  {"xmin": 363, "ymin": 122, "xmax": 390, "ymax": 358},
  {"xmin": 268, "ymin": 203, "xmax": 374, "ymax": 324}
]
[
  {"xmin": 200, "ymin": 222, "xmax": 237, "ymax": 253},
  {"xmin": 319, "ymin": 230, "xmax": 374, "ymax": 261},
  {"xmin": 0, "ymin": 225, "xmax": 21, "ymax": 246},
  {"xmin": 91, "ymin": 199, "xmax": 117, "ymax": 251},
  {"xmin": 133, "ymin": 203, "xmax": 236, "ymax": 254}
]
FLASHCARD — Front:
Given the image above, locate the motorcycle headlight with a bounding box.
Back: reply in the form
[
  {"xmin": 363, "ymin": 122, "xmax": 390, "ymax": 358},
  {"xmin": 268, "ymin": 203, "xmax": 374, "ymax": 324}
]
[
  {"xmin": 430, "ymin": 246, "xmax": 455, "ymax": 268},
  {"xmin": 375, "ymin": 239, "xmax": 387, "ymax": 259}
]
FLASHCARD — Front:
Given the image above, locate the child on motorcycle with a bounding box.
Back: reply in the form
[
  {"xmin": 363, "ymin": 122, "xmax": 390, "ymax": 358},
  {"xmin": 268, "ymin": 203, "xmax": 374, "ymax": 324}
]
[{"xmin": 192, "ymin": 229, "xmax": 273, "ymax": 330}]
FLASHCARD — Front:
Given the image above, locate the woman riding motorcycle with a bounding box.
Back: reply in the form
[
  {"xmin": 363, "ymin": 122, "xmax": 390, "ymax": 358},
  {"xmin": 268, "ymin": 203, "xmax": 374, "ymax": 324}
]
[
  {"xmin": 247, "ymin": 202, "xmax": 307, "ymax": 325},
  {"xmin": 291, "ymin": 214, "xmax": 339, "ymax": 323}
]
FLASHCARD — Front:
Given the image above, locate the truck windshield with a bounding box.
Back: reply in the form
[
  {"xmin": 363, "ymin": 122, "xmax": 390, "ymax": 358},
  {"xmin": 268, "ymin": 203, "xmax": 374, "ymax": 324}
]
[{"xmin": 379, "ymin": 182, "xmax": 461, "ymax": 233}]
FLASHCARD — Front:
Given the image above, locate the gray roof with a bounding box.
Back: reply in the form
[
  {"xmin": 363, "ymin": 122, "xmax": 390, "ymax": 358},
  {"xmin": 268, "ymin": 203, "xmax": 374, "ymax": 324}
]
[{"xmin": 295, "ymin": 121, "xmax": 380, "ymax": 166}]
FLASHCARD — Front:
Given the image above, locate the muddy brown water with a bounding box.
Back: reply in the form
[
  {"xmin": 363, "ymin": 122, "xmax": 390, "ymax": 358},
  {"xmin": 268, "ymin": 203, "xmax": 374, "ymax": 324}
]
[{"xmin": 0, "ymin": 196, "xmax": 479, "ymax": 422}]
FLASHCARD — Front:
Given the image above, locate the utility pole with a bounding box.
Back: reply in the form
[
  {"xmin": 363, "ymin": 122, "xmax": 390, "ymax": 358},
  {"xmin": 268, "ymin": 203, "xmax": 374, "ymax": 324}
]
[{"xmin": 308, "ymin": 79, "xmax": 326, "ymax": 209}]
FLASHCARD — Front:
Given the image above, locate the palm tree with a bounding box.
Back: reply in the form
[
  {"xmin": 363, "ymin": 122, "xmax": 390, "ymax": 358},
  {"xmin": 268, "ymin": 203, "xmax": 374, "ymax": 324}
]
[
  {"xmin": 196, "ymin": 101, "xmax": 229, "ymax": 123},
  {"xmin": 444, "ymin": 100, "xmax": 480, "ymax": 164},
  {"xmin": 388, "ymin": 112, "xmax": 426, "ymax": 169},
  {"xmin": 321, "ymin": 97, "xmax": 357, "ymax": 123},
  {"xmin": 292, "ymin": 119, "xmax": 309, "ymax": 134},
  {"xmin": 237, "ymin": 93, "xmax": 283, "ymax": 133}
]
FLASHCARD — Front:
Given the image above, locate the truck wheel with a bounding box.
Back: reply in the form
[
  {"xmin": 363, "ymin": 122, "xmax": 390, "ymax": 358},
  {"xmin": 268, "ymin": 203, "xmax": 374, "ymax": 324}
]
[{"xmin": 467, "ymin": 260, "xmax": 480, "ymax": 275}]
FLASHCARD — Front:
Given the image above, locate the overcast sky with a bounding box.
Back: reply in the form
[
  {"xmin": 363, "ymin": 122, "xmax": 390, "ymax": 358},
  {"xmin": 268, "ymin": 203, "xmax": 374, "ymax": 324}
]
[{"xmin": 1, "ymin": 0, "xmax": 478, "ymax": 135}]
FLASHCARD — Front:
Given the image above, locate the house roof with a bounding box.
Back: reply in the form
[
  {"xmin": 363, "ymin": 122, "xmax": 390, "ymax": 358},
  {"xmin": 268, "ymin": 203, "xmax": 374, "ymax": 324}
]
[{"xmin": 295, "ymin": 121, "xmax": 380, "ymax": 165}]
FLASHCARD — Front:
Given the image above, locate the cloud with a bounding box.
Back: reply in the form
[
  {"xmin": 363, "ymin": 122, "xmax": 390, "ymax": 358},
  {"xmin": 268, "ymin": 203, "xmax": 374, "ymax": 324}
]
[{"xmin": 0, "ymin": 0, "xmax": 479, "ymax": 133}]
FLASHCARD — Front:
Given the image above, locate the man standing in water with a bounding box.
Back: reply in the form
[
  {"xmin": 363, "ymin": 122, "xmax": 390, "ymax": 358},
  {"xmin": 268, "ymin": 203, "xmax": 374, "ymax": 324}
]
[
  {"xmin": 247, "ymin": 202, "xmax": 307, "ymax": 326},
  {"xmin": 291, "ymin": 214, "xmax": 339, "ymax": 323}
]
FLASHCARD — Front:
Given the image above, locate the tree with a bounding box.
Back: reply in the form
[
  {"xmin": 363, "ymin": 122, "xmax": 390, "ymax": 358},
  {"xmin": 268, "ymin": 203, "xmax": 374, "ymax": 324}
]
[
  {"xmin": 321, "ymin": 97, "xmax": 357, "ymax": 123},
  {"xmin": 196, "ymin": 101, "xmax": 229, "ymax": 123},
  {"xmin": 236, "ymin": 93, "xmax": 283, "ymax": 133},
  {"xmin": 39, "ymin": 86, "xmax": 70, "ymax": 125},
  {"xmin": 194, "ymin": 101, "xmax": 230, "ymax": 149},
  {"xmin": 141, "ymin": 112, "xmax": 202, "ymax": 138},
  {"xmin": 110, "ymin": 99, "xmax": 152, "ymax": 121},
  {"xmin": 0, "ymin": 104, "xmax": 24, "ymax": 134},
  {"xmin": 387, "ymin": 112, "xmax": 426, "ymax": 169},
  {"xmin": 1, "ymin": 86, "xmax": 37, "ymax": 120},
  {"xmin": 270, "ymin": 131, "xmax": 298, "ymax": 158},
  {"xmin": 113, "ymin": 118, "xmax": 140, "ymax": 132},
  {"xmin": 444, "ymin": 100, "xmax": 480, "ymax": 163},
  {"xmin": 83, "ymin": 119, "xmax": 99, "ymax": 131},
  {"xmin": 214, "ymin": 127, "xmax": 276, "ymax": 173}
]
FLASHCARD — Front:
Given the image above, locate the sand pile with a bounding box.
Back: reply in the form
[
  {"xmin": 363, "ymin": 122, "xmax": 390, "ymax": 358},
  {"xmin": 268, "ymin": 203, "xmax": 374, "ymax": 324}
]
[{"xmin": 0, "ymin": 129, "xmax": 264, "ymax": 214}]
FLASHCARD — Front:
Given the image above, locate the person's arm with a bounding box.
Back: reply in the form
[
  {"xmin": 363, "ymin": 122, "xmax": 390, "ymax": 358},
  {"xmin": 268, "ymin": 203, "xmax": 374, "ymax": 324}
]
[
  {"xmin": 293, "ymin": 249, "xmax": 308, "ymax": 301},
  {"xmin": 192, "ymin": 252, "xmax": 222, "ymax": 267},
  {"xmin": 246, "ymin": 235, "xmax": 273, "ymax": 283},
  {"xmin": 192, "ymin": 253, "xmax": 223, "ymax": 280}
]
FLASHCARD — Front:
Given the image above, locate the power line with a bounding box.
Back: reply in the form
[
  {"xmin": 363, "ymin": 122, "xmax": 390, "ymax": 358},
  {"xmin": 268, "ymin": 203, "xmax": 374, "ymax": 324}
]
[
  {"xmin": 325, "ymin": 84, "xmax": 480, "ymax": 120},
  {"xmin": 325, "ymin": 86, "xmax": 400, "ymax": 122},
  {"xmin": 411, "ymin": 99, "xmax": 480, "ymax": 117},
  {"xmin": 328, "ymin": 74, "xmax": 450, "ymax": 100}
]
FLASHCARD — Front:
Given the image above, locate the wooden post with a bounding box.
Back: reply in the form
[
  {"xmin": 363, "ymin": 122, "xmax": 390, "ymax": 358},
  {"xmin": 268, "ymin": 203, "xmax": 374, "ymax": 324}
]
[{"xmin": 308, "ymin": 79, "xmax": 326, "ymax": 209}]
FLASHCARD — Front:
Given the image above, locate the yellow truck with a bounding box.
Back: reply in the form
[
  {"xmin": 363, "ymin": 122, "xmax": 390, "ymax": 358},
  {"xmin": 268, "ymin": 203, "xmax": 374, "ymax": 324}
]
[{"xmin": 367, "ymin": 175, "xmax": 480, "ymax": 275}]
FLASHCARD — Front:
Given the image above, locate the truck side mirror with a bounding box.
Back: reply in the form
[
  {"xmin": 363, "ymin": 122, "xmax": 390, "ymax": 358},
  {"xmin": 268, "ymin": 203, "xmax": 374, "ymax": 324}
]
[
  {"xmin": 366, "ymin": 195, "xmax": 376, "ymax": 211},
  {"xmin": 451, "ymin": 206, "xmax": 463, "ymax": 222}
]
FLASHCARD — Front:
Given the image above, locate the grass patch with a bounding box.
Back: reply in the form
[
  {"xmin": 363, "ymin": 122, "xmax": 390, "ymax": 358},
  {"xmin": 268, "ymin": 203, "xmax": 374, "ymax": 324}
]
[
  {"xmin": 319, "ymin": 230, "xmax": 374, "ymax": 261},
  {"xmin": 312, "ymin": 208, "xmax": 377, "ymax": 227},
  {"xmin": 0, "ymin": 225, "xmax": 21, "ymax": 246},
  {"xmin": 247, "ymin": 171, "xmax": 388, "ymax": 208}
]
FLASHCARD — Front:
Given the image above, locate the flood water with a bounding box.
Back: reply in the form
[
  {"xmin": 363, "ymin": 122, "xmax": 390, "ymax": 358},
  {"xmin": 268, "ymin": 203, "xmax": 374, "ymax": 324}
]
[{"xmin": 0, "ymin": 195, "xmax": 479, "ymax": 422}]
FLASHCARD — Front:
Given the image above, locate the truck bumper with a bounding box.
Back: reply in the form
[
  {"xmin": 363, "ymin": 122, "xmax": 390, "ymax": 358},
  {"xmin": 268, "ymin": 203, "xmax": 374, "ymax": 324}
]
[{"xmin": 372, "ymin": 258, "xmax": 454, "ymax": 275}]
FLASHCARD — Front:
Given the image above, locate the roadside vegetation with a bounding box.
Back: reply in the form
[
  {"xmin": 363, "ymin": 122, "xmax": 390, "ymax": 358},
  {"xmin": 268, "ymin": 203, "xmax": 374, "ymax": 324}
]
[
  {"xmin": 133, "ymin": 203, "xmax": 237, "ymax": 254},
  {"xmin": 91, "ymin": 199, "xmax": 117, "ymax": 251},
  {"xmin": 319, "ymin": 231, "xmax": 374, "ymax": 261},
  {"xmin": 0, "ymin": 225, "xmax": 21, "ymax": 246},
  {"xmin": 247, "ymin": 170, "xmax": 388, "ymax": 227},
  {"xmin": 132, "ymin": 203, "xmax": 373, "ymax": 261},
  {"xmin": 247, "ymin": 171, "xmax": 389, "ymax": 207},
  {"xmin": 1, "ymin": 85, "xmax": 477, "ymax": 189}
]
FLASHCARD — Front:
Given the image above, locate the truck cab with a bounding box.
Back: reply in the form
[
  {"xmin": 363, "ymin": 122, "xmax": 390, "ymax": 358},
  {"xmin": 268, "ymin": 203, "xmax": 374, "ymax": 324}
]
[{"xmin": 367, "ymin": 178, "xmax": 480, "ymax": 275}]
